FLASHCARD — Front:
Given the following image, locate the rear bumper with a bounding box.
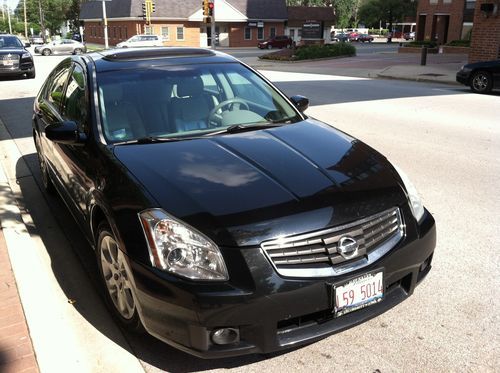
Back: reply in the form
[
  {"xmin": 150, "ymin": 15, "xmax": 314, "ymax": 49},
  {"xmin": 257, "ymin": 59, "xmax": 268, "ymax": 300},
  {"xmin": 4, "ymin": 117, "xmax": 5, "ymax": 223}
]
[{"xmin": 128, "ymin": 209, "xmax": 436, "ymax": 358}]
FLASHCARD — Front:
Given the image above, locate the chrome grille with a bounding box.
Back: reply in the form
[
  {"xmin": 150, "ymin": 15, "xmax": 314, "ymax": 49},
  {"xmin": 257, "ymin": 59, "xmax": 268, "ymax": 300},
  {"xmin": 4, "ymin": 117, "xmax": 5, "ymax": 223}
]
[{"xmin": 261, "ymin": 207, "xmax": 404, "ymax": 278}]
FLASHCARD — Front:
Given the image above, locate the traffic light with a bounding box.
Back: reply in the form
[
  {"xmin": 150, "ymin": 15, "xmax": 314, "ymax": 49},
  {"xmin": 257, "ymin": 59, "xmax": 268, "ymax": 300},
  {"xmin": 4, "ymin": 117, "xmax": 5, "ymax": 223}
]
[
  {"xmin": 151, "ymin": 2, "xmax": 156, "ymax": 13},
  {"xmin": 142, "ymin": 2, "xmax": 147, "ymax": 20},
  {"xmin": 208, "ymin": 0, "xmax": 214, "ymax": 16},
  {"xmin": 202, "ymin": 0, "xmax": 209, "ymax": 17}
]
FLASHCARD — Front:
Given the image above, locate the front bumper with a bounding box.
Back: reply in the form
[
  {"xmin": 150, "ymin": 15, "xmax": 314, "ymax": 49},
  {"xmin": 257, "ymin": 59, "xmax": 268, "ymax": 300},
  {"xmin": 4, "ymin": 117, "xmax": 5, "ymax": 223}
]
[
  {"xmin": 456, "ymin": 70, "xmax": 470, "ymax": 85},
  {"xmin": 0, "ymin": 62, "xmax": 34, "ymax": 76},
  {"xmin": 128, "ymin": 208, "xmax": 436, "ymax": 358}
]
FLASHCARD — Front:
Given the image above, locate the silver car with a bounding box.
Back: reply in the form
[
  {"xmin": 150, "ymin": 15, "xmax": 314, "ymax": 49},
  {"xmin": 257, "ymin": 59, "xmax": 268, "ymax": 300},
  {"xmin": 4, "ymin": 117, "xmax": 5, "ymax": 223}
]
[{"xmin": 35, "ymin": 39, "xmax": 86, "ymax": 56}]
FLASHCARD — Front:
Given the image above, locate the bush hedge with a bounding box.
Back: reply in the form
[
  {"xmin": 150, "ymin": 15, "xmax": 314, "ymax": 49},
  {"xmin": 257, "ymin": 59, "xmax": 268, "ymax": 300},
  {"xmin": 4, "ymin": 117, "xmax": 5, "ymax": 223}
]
[
  {"xmin": 295, "ymin": 43, "xmax": 356, "ymax": 60},
  {"xmin": 445, "ymin": 39, "xmax": 470, "ymax": 47},
  {"xmin": 406, "ymin": 40, "xmax": 438, "ymax": 48}
]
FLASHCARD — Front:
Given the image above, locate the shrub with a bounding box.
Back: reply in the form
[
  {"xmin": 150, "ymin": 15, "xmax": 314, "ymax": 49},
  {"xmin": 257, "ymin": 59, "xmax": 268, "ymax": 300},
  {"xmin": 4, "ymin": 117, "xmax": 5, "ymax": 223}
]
[
  {"xmin": 445, "ymin": 39, "xmax": 470, "ymax": 47},
  {"xmin": 294, "ymin": 43, "xmax": 356, "ymax": 60},
  {"xmin": 406, "ymin": 40, "xmax": 437, "ymax": 48}
]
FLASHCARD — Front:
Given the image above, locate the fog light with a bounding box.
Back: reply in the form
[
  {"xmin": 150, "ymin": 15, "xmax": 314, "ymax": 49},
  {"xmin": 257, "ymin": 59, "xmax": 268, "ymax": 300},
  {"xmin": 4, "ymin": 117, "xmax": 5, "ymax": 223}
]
[{"xmin": 211, "ymin": 328, "xmax": 239, "ymax": 345}]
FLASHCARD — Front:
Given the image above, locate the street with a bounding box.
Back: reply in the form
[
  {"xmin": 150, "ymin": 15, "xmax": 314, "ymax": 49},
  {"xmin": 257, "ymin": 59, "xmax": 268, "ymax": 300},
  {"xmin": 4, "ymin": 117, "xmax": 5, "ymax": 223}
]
[{"xmin": 0, "ymin": 52, "xmax": 499, "ymax": 372}]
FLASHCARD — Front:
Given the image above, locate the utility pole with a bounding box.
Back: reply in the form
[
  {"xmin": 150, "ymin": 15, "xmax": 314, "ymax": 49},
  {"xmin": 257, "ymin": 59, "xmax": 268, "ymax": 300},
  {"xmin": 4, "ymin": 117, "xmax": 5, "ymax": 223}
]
[
  {"xmin": 24, "ymin": 0, "xmax": 28, "ymax": 38},
  {"xmin": 102, "ymin": 0, "xmax": 108, "ymax": 48},
  {"xmin": 2, "ymin": 0, "xmax": 5, "ymax": 22},
  {"xmin": 7, "ymin": 3, "xmax": 11, "ymax": 34},
  {"xmin": 38, "ymin": 0, "xmax": 46, "ymax": 43}
]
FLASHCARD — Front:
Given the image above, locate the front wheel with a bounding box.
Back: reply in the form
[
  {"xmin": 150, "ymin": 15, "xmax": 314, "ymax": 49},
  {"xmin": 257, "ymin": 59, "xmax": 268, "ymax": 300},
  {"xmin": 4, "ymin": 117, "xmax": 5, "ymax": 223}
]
[
  {"xmin": 73, "ymin": 48, "xmax": 83, "ymax": 55},
  {"xmin": 470, "ymin": 71, "xmax": 493, "ymax": 94},
  {"xmin": 42, "ymin": 48, "xmax": 51, "ymax": 56},
  {"xmin": 96, "ymin": 222, "xmax": 143, "ymax": 332}
]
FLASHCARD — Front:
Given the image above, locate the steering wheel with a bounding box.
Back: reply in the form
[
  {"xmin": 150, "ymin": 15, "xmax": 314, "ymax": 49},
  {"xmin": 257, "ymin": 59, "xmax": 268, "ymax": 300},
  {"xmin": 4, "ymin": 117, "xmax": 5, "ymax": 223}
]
[{"xmin": 208, "ymin": 98, "xmax": 250, "ymax": 127}]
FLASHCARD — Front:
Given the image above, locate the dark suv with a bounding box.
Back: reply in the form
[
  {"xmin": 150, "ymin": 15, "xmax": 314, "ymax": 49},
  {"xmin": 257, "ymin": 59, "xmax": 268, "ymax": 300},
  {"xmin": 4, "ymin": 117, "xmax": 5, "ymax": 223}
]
[
  {"xmin": 33, "ymin": 47, "xmax": 435, "ymax": 358},
  {"xmin": 258, "ymin": 35, "xmax": 293, "ymax": 49},
  {"xmin": 0, "ymin": 34, "xmax": 35, "ymax": 79}
]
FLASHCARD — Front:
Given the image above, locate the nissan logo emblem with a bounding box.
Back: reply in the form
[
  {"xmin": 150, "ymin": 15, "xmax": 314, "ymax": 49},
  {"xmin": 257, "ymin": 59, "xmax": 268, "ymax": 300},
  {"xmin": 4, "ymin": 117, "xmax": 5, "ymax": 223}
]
[{"xmin": 338, "ymin": 236, "xmax": 359, "ymax": 259}]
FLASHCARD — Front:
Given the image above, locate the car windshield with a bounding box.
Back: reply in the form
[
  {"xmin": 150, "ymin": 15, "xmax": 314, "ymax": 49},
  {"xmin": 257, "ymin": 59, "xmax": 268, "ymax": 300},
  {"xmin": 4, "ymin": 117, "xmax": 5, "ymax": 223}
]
[
  {"xmin": 0, "ymin": 36, "xmax": 22, "ymax": 48},
  {"xmin": 97, "ymin": 62, "xmax": 301, "ymax": 143}
]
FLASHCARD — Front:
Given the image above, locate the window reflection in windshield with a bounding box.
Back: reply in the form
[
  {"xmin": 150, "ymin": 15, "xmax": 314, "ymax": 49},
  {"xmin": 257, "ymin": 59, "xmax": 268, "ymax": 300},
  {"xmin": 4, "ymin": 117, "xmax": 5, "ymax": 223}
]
[{"xmin": 97, "ymin": 63, "xmax": 301, "ymax": 142}]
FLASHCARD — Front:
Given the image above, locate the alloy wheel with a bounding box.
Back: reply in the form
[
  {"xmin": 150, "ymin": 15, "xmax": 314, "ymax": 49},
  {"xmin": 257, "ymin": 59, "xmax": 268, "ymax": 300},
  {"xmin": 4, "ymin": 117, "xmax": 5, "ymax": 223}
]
[
  {"xmin": 471, "ymin": 72, "xmax": 490, "ymax": 93},
  {"xmin": 100, "ymin": 235, "xmax": 136, "ymax": 320}
]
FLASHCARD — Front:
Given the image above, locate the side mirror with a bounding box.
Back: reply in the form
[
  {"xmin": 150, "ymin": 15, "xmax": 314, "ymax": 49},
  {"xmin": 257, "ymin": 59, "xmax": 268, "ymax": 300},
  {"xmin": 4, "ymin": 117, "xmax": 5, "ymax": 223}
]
[
  {"xmin": 24, "ymin": 42, "xmax": 31, "ymax": 48},
  {"xmin": 290, "ymin": 95, "xmax": 309, "ymax": 112},
  {"xmin": 46, "ymin": 121, "xmax": 86, "ymax": 145}
]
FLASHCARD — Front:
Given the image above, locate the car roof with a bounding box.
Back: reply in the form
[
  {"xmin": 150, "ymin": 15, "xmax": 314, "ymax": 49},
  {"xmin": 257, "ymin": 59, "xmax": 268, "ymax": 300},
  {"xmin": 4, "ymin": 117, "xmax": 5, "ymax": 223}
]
[{"xmin": 88, "ymin": 47, "xmax": 239, "ymax": 72}]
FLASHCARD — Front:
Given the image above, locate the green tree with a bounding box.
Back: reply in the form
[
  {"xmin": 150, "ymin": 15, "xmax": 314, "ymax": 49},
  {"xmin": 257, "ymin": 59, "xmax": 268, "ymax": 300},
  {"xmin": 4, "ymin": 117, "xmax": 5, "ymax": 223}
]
[
  {"xmin": 358, "ymin": 0, "xmax": 417, "ymax": 30},
  {"xmin": 14, "ymin": 0, "xmax": 74, "ymax": 36}
]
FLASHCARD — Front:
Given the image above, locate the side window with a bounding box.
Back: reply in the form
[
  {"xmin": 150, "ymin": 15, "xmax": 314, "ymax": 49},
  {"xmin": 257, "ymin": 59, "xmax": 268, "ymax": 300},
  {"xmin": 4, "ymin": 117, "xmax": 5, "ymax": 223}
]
[
  {"xmin": 46, "ymin": 64, "xmax": 71, "ymax": 108},
  {"xmin": 62, "ymin": 64, "xmax": 88, "ymax": 132}
]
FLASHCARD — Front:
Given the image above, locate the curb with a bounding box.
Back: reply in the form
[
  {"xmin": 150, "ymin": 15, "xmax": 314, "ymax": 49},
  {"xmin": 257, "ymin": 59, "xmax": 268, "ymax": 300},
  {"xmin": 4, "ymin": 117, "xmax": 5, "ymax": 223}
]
[{"xmin": 376, "ymin": 73, "xmax": 461, "ymax": 86}]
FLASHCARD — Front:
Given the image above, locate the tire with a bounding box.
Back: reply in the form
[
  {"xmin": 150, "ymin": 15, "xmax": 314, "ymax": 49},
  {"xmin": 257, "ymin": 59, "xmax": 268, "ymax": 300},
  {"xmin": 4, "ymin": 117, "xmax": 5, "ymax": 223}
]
[
  {"xmin": 96, "ymin": 221, "xmax": 143, "ymax": 332},
  {"xmin": 26, "ymin": 70, "xmax": 36, "ymax": 79},
  {"xmin": 35, "ymin": 137, "xmax": 55, "ymax": 194},
  {"xmin": 470, "ymin": 71, "xmax": 493, "ymax": 94},
  {"xmin": 267, "ymin": 44, "xmax": 272, "ymax": 49},
  {"xmin": 42, "ymin": 48, "xmax": 51, "ymax": 56},
  {"xmin": 73, "ymin": 48, "xmax": 83, "ymax": 55}
]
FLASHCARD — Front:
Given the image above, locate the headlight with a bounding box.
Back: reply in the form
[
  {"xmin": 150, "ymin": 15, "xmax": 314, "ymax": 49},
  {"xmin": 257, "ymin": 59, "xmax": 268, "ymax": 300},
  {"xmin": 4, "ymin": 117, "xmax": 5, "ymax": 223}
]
[
  {"xmin": 393, "ymin": 165, "xmax": 425, "ymax": 223},
  {"xmin": 139, "ymin": 209, "xmax": 228, "ymax": 281},
  {"xmin": 22, "ymin": 52, "xmax": 31, "ymax": 59}
]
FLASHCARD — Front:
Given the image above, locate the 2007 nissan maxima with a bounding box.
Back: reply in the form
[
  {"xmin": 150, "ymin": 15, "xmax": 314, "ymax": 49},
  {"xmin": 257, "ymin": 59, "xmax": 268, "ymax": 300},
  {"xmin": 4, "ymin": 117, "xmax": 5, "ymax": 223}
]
[{"xmin": 33, "ymin": 48, "xmax": 436, "ymax": 358}]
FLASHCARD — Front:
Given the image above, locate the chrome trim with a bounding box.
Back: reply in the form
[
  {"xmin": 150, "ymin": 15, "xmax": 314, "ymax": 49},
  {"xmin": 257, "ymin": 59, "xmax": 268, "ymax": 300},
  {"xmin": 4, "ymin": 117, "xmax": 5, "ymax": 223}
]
[{"xmin": 261, "ymin": 207, "xmax": 404, "ymax": 278}]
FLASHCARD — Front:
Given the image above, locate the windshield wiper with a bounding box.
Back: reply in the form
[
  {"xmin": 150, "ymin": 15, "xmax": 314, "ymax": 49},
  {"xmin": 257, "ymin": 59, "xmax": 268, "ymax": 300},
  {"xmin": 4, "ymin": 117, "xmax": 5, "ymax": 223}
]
[
  {"xmin": 113, "ymin": 136, "xmax": 200, "ymax": 145},
  {"xmin": 204, "ymin": 121, "xmax": 290, "ymax": 137}
]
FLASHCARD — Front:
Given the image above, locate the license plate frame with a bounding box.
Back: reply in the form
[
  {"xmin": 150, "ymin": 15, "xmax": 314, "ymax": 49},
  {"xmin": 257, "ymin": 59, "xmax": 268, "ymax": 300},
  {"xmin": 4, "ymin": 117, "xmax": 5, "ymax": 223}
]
[
  {"xmin": 1, "ymin": 60, "xmax": 14, "ymax": 66},
  {"xmin": 332, "ymin": 269, "xmax": 384, "ymax": 317}
]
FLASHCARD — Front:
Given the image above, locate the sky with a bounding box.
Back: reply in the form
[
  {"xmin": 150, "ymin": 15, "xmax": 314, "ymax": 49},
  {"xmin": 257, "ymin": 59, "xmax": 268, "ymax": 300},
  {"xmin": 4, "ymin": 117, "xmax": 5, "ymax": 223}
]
[{"xmin": 5, "ymin": 0, "xmax": 20, "ymax": 10}]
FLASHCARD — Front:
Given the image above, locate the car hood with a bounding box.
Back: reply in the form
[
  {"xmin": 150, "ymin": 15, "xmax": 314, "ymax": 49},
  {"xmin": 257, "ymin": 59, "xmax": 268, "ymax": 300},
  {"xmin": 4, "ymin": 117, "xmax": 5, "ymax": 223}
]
[
  {"xmin": 464, "ymin": 59, "xmax": 500, "ymax": 69},
  {"xmin": 114, "ymin": 119, "xmax": 407, "ymax": 247},
  {"xmin": 0, "ymin": 48, "xmax": 24, "ymax": 55}
]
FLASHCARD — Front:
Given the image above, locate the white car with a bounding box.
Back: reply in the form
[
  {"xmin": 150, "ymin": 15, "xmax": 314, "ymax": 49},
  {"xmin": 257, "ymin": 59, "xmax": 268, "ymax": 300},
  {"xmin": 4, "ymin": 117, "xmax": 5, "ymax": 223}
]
[{"xmin": 116, "ymin": 35, "xmax": 163, "ymax": 48}]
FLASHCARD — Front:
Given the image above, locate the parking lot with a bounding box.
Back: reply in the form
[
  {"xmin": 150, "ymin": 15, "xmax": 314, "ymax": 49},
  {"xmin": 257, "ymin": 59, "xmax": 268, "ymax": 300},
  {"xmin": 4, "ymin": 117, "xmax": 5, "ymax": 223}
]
[{"xmin": 0, "ymin": 50, "xmax": 499, "ymax": 372}]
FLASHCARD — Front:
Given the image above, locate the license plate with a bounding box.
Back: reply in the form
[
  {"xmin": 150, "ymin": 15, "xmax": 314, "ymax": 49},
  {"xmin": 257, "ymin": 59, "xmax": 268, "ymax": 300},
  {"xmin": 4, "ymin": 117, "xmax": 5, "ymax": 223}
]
[
  {"xmin": 333, "ymin": 270, "xmax": 384, "ymax": 317},
  {"xmin": 1, "ymin": 60, "xmax": 14, "ymax": 66}
]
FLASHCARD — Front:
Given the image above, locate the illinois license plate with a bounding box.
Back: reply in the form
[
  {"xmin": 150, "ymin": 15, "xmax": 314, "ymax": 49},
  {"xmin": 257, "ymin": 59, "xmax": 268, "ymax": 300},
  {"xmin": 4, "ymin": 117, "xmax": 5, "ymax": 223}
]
[{"xmin": 333, "ymin": 270, "xmax": 384, "ymax": 317}]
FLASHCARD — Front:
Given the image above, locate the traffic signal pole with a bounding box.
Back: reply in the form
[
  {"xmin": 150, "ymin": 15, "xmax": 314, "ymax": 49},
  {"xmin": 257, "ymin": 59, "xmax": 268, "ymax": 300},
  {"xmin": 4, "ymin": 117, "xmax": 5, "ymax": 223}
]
[{"xmin": 211, "ymin": 1, "xmax": 215, "ymax": 50}]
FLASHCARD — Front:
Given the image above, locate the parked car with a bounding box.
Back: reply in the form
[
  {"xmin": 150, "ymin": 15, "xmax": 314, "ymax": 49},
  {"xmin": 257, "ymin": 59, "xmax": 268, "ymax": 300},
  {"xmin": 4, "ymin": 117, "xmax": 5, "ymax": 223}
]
[
  {"xmin": 348, "ymin": 32, "xmax": 361, "ymax": 42},
  {"xmin": 34, "ymin": 39, "xmax": 86, "ymax": 56},
  {"xmin": 331, "ymin": 32, "xmax": 349, "ymax": 42},
  {"xmin": 358, "ymin": 34, "xmax": 374, "ymax": 43},
  {"xmin": 0, "ymin": 34, "xmax": 35, "ymax": 79},
  {"xmin": 456, "ymin": 59, "xmax": 500, "ymax": 93},
  {"xmin": 33, "ymin": 47, "xmax": 436, "ymax": 358},
  {"xmin": 258, "ymin": 35, "xmax": 293, "ymax": 49},
  {"xmin": 116, "ymin": 34, "xmax": 163, "ymax": 48},
  {"xmin": 30, "ymin": 35, "xmax": 44, "ymax": 44},
  {"xmin": 404, "ymin": 32, "xmax": 415, "ymax": 40}
]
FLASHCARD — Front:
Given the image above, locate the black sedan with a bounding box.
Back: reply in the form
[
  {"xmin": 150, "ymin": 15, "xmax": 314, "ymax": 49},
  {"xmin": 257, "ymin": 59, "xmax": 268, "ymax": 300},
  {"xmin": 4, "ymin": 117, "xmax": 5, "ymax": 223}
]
[
  {"xmin": 456, "ymin": 59, "xmax": 500, "ymax": 93},
  {"xmin": 0, "ymin": 34, "xmax": 35, "ymax": 79},
  {"xmin": 33, "ymin": 48, "xmax": 436, "ymax": 358}
]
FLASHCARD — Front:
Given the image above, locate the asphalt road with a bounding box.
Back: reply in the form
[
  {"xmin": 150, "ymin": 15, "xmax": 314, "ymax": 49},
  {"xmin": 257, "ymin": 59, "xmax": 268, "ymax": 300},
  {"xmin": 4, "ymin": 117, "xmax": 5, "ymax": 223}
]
[{"xmin": 0, "ymin": 53, "xmax": 499, "ymax": 373}]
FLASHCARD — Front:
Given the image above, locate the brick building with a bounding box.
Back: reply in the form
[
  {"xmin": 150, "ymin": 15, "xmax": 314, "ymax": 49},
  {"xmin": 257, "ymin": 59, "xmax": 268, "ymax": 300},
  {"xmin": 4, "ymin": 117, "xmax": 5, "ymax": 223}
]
[
  {"xmin": 469, "ymin": 0, "xmax": 500, "ymax": 62},
  {"xmin": 79, "ymin": 0, "xmax": 287, "ymax": 48},
  {"xmin": 416, "ymin": 0, "xmax": 476, "ymax": 44},
  {"xmin": 286, "ymin": 6, "xmax": 335, "ymax": 44}
]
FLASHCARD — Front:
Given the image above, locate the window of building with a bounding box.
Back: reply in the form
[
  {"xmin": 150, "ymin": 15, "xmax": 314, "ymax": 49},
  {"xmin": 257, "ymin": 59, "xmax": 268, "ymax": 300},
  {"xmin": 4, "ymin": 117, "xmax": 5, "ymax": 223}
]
[
  {"xmin": 125, "ymin": 28, "xmax": 128, "ymax": 38},
  {"xmin": 176, "ymin": 27, "xmax": 184, "ymax": 41},
  {"xmin": 270, "ymin": 27, "xmax": 276, "ymax": 38},
  {"xmin": 113, "ymin": 26, "xmax": 117, "ymax": 38},
  {"xmin": 244, "ymin": 27, "xmax": 251, "ymax": 40},
  {"xmin": 257, "ymin": 27, "xmax": 264, "ymax": 40},
  {"xmin": 443, "ymin": 0, "xmax": 451, "ymax": 3},
  {"xmin": 289, "ymin": 29, "xmax": 295, "ymax": 39},
  {"xmin": 161, "ymin": 26, "xmax": 169, "ymax": 41},
  {"xmin": 298, "ymin": 28, "xmax": 302, "ymax": 37},
  {"xmin": 429, "ymin": 0, "xmax": 437, "ymax": 4},
  {"xmin": 145, "ymin": 26, "xmax": 153, "ymax": 35}
]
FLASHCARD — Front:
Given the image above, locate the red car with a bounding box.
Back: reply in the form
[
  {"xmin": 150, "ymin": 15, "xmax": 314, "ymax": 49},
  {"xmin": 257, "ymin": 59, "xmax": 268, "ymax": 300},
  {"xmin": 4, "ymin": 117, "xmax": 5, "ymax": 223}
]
[
  {"xmin": 358, "ymin": 34, "xmax": 374, "ymax": 43},
  {"xmin": 258, "ymin": 35, "xmax": 293, "ymax": 49}
]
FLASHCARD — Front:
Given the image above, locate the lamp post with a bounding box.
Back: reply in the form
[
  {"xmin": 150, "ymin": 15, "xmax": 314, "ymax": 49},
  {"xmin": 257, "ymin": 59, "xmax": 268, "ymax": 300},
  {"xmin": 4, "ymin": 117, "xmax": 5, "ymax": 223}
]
[{"xmin": 102, "ymin": 0, "xmax": 109, "ymax": 49}]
